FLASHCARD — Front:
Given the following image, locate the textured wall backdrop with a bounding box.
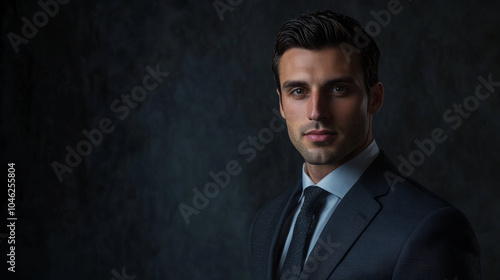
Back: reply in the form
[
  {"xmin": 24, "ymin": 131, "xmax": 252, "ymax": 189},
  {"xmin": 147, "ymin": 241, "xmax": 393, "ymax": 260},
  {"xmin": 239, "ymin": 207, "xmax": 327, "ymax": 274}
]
[{"xmin": 1, "ymin": 0, "xmax": 499, "ymax": 279}]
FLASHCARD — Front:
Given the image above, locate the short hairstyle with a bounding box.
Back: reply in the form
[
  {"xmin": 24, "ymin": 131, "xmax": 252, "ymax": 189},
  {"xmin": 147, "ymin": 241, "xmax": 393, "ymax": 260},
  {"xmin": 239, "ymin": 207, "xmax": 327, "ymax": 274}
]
[{"xmin": 272, "ymin": 10, "xmax": 380, "ymax": 94}]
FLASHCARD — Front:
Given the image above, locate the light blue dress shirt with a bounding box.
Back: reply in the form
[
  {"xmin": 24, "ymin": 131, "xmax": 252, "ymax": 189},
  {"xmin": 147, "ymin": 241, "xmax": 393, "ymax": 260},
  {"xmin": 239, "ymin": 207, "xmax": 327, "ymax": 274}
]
[{"xmin": 278, "ymin": 140, "xmax": 380, "ymax": 272}]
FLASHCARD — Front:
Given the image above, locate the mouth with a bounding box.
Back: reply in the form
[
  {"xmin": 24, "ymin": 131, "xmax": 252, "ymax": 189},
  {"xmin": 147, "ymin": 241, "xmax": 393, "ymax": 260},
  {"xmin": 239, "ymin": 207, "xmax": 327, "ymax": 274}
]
[{"xmin": 303, "ymin": 130, "xmax": 337, "ymax": 142}]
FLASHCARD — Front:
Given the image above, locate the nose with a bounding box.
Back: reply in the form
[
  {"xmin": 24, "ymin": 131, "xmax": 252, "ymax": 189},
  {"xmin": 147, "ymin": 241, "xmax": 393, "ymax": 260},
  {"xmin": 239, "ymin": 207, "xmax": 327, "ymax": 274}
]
[{"xmin": 307, "ymin": 90, "xmax": 329, "ymax": 121}]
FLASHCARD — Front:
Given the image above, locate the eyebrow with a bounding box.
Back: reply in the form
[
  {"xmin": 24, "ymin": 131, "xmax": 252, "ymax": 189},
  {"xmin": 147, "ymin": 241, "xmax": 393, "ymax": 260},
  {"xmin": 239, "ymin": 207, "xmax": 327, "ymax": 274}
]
[
  {"xmin": 281, "ymin": 77, "xmax": 356, "ymax": 91},
  {"xmin": 281, "ymin": 80, "xmax": 309, "ymax": 91}
]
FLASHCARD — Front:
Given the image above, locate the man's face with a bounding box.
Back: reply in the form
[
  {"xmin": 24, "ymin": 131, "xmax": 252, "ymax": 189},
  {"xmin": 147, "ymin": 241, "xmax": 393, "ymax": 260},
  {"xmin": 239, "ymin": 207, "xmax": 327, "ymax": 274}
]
[{"xmin": 277, "ymin": 46, "xmax": 383, "ymax": 169}]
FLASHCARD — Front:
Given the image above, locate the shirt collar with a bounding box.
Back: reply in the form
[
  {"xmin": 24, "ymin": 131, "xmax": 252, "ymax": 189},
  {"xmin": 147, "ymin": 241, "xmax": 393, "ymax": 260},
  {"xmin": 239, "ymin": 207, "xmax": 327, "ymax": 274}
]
[{"xmin": 301, "ymin": 140, "xmax": 380, "ymax": 198}]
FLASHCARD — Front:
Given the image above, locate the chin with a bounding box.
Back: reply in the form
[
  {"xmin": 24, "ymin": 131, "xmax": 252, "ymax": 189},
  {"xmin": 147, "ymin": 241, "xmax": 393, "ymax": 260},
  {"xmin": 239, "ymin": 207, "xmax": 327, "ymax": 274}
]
[{"xmin": 302, "ymin": 148, "xmax": 341, "ymax": 165}]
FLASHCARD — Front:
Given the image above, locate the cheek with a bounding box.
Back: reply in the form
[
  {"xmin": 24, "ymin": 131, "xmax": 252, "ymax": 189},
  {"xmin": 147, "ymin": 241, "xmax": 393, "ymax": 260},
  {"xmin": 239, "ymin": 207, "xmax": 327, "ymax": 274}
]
[
  {"xmin": 334, "ymin": 99, "xmax": 369, "ymax": 126},
  {"xmin": 286, "ymin": 120, "xmax": 301, "ymax": 137},
  {"xmin": 283, "ymin": 104, "xmax": 305, "ymax": 126}
]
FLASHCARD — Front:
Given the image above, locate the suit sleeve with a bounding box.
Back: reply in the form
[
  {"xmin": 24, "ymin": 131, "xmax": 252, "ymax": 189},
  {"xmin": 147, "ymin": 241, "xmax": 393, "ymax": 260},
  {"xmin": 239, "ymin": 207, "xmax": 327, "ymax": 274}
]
[{"xmin": 392, "ymin": 206, "xmax": 481, "ymax": 279}]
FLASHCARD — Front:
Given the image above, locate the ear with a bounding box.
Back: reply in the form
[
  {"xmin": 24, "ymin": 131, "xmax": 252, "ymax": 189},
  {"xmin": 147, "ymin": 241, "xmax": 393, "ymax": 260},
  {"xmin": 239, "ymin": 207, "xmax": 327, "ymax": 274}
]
[
  {"xmin": 277, "ymin": 88, "xmax": 286, "ymax": 119},
  {"xmin": 368, "ymin": 82, "xmax": 384, "ymax": 115}
]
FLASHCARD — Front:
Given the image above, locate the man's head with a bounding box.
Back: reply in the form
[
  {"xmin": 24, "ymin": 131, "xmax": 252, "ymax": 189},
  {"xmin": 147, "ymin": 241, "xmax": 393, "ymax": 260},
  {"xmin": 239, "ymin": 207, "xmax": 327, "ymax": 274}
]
[
  {"xmin": 272, "ymin": 10, "xmax": 380, "ymax": 95},
  {"xmin": 273, "ymin": 10, "xmax": 384, "ymax": 178}
]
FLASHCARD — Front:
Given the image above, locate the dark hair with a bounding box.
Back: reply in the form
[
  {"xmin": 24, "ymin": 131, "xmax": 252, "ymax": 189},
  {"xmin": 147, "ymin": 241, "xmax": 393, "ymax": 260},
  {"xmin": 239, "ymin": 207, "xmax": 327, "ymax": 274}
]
[{"xmin": 272, "ymin": 10, "xmax": 380, "ymax": 94}]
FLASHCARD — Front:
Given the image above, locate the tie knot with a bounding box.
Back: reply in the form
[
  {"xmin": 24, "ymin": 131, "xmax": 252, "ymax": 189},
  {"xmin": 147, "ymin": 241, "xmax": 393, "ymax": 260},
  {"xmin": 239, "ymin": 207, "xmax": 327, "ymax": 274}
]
[{"xmin": 301, "ymin": 186, "xmax": 329, "ymax": 213}]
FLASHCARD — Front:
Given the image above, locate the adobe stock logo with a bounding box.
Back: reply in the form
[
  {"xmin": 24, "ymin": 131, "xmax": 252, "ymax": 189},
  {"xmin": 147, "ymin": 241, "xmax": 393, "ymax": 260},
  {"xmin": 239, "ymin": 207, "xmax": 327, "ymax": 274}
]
[
  {"xmin": 110, "ymin": 267, "xmax": 135, "ymax": 280},
  {"xmin": 178, "ymin": 108, "xmax": 286, "ymax": 225},
  {"xmin": 212, "ymin": 0, "xmax": 244, "ymax": 22},
  {"xmin": 397, "ymin": 73, "xmax": 498, "ymax": 177},
  {"xmin": 51, "ymin": 64, "xmax": 169, "ymax": 183},
  {"xmin": 7, "ymin": 0, "xmax": 71, "ymax": 54},
  {"xmin": 340, "ymin": 0, "xmax": 407, "ymax": 63},
  {"xmin": 280, "ymin": 235, "xmax": 340, "ymax": 280}
]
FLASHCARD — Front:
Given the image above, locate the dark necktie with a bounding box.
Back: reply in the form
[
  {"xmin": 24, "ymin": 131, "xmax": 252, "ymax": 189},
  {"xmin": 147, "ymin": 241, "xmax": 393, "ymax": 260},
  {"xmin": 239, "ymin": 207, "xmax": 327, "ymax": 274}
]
[{"xmin": 280, "ymin": 186, "xmax": 329, "ymax": 280}]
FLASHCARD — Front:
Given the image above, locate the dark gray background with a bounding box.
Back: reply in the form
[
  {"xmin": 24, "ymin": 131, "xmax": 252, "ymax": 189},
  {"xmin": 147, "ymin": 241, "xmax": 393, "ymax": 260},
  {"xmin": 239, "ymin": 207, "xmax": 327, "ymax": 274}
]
[{"xmin": 1, "ymin": 0, "xmax": 499, "ymax": 279}]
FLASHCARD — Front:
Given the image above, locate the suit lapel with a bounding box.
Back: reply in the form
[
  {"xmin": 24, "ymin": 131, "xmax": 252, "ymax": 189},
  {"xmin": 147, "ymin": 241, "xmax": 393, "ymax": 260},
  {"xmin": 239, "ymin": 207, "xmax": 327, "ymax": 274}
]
[{"xmin": 301, "ymin": 152, "xmax": 393, "ymax": 279}]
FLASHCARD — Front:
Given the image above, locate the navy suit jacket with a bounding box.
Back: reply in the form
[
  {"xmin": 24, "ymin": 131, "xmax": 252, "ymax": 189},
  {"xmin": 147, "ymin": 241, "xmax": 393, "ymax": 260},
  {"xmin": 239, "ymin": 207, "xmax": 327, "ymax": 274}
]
[{"xmin": 249, "ymin": 152, "xmax": 481, "ymax": 279}]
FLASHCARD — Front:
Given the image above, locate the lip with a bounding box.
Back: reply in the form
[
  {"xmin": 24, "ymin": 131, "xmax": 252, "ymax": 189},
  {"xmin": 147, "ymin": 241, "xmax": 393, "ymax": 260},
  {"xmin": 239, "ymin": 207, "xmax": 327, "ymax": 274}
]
[{"xmin": 304, "ymin": 130, "xmax": 337, "ymax": 142}]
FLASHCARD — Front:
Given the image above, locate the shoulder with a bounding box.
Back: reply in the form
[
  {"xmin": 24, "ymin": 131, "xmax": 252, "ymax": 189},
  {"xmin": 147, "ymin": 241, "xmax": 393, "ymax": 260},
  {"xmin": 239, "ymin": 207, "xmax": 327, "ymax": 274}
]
[
  {"xmin": 362, "ymin": 151, "xmax": 478, "ymax": 245},
  {"xmin": 368, "ymin": 153, "xmax": 481, "ymax": 278},
  {"xmin": 390, "ymin": 203, "xmax": 481, "ymax": 278}
]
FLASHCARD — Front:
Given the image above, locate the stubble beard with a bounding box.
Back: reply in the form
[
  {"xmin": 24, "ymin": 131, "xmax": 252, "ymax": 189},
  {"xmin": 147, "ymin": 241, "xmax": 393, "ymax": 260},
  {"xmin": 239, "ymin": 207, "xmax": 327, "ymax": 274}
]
[
  {"xmin": 289, "ymin": 126, "xmax": 368, "ymax": 167},
  {"xmin": 293, "ymin": 137, "xmax": 345, "ymax": 166}
]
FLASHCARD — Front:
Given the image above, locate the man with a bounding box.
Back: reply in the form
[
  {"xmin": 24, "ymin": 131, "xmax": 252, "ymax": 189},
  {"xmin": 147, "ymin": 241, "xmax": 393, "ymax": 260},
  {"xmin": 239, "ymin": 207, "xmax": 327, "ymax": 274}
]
[{"xmin": 249, "ymin": 10, "xmax": 481, "ymax": 280}]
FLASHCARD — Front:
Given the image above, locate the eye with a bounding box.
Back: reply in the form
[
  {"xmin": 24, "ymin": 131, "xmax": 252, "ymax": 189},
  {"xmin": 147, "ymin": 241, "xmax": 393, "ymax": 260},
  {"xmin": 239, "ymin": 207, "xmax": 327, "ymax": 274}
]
[
  {"xmin": 330, "ymin": 85, "xmax": 348, "ymax": 96},
  {"xmin": 332, "ymin": 85, "xmax": 346, "ymax": 93},
  {"xmin": 291, "ymin": 88, "xmax": 307, "ymax": 96}
]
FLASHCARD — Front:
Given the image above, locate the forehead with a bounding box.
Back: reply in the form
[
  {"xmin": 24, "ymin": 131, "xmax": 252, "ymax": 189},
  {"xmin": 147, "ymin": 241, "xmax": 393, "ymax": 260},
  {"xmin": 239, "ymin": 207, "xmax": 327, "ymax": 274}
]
[{"xmin": 278, "ymin": 46, "xmax": 363, "ymax": 84}]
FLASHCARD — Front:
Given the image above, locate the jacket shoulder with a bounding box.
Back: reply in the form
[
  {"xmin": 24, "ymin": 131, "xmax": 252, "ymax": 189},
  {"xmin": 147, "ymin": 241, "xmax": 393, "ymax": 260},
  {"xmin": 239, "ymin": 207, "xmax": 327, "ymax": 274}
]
[{"xmin": 250, "ymin": 181, "xmax": 299, "ymax": 238}]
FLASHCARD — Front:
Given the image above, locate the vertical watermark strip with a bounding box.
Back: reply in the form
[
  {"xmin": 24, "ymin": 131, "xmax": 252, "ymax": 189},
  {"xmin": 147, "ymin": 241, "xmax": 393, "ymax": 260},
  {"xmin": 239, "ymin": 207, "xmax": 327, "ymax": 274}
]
[{"xmin": 6, "ymin": 163, "xmax": 17, "ymax": 273}]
